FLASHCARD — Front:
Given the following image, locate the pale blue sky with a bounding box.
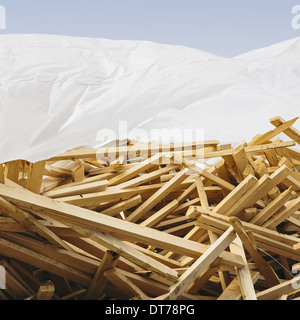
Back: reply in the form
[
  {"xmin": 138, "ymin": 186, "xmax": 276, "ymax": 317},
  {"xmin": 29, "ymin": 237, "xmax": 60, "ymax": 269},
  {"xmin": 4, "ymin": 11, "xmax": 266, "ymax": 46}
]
[{"xmin": 0, "ymin": 0, "xmax": 299, "ymax": 57}]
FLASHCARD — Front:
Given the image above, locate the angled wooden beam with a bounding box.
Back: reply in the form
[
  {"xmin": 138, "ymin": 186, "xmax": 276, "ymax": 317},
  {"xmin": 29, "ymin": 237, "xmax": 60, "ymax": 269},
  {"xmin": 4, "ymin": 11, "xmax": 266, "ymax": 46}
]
[
  {"xmin": 36, "ymin": 281, "xmax": 55, "ymax": 300},
  {"xmin": 99, "ymin": 195, "xmax": 142, "ymax": 217},
  {"xmin": 84, "ymin": 250, "xmax": 120, "ymax": 300},
  {"xmin": 0, "ymin": 164, "xmax": 4, "ymax": 184},
  {"xmin": 256, "ymin": 277, "xmax": 300, "ymax": 300},
  {"xmin": 0, "ymin": 197, "xmax": 75, "ymax": 252},
  {"xmin": 248, "ymin": 117, "xmax": 298, "ymax": 146},
  {"xmin": 104, "ymin": 268, "xmax": 150, "ymax": 300},
  {"xmin": 0, "ymin": 237, "xmax": 92, "ymax": 287},
  {"xmin": 117, "ymin": 165, "xmax": 179, "ymax": 189},
  {"xmin": 126, "ymin": 168, "xmax": 189, "ymax": 223},
  {"xmin": 140, "ymin": 199, "xmax": 178, "ymax": 228},
  {"xmin": 229, "ymin": 217, "xmax": 280, "ymax": 287},
  {"xmin": 217, "ymin": 271, "xmax": 260, "ymax": 300},
  {"xmin": 108, "ymin": 154, "xmax": 164, "ymax": 186},
  {"xmin": 0, "ymin": 183, "xmax": 244, "ymax": 268},
  {"xmin": 270, "ymin": 116, "xmax": 300, "ymax": 145},
  {"xmin": 180, "ymin": 157, "xmax": 235, "ymax": 192},
  {"xmin": 250, "ymin": 187, "xmax": 294, "ymax": 226},
  {"xmin": 42, "ymin": 180, "xmax": 109, "ymax": 198},
  {"xmin": 262, "ymin": 197, "xmax": 300, "ymax": 229},
  {"xmin": 65, "ymin": 224, "xmax": 179, "ymax": 282},
  {"xmin": 167, "ymin": 226, "xmax": 236, "ymax": 300},
  {"xmin": 229, "ymin": 236, "xmax": 257, "ymax": 300},
  {"xmin": 26, "ymin": 161, "xmax": 46, "ymax": 194}
]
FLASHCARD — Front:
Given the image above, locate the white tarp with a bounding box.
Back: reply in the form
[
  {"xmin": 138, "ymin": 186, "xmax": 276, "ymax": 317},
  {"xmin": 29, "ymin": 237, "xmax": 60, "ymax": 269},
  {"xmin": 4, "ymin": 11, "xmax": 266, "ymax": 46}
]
[{"xmin": 0, "ymin": 34, "xmax": 299, "ymax": 163}]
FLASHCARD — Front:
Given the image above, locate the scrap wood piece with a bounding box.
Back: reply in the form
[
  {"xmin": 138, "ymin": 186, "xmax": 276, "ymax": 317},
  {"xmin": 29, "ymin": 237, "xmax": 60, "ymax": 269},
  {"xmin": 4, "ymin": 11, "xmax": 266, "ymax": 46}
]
[
  {"xmin": 0, "ymin": 237, "xmax": 92, "ymax": 287},
  {"xmin": 229, "ymin": 217, "xmax": 280, "ymax": 287},
  {"xmin": 44, "ymin": 164, "xmax": 72, "ymax": 178},
  {"xmin": 248, "ymin": 117, "xmax": 299, "ymax": 147},
  {"xmin": 42, "ymin": 180, "xmax": 109, "ymax": 198},
  {"xmin": 126, "ymin": 168, "xmax": 189, "ymax": 223},
  {"xmin": 36, "ymin": 281, "xmax": 55, "ymax": 300},
  {"xmin": 167, "ymin": 226, "xmax": 236, "ymax": 300},
  {"xmin": 0, "ymin": 197, "xmax": 75, "ymax": 253},
  {"xmin": 181, "ymin": 141, "xmax": 296, "ymax": 160},
  {"xmin": 0, "ymin": 232, "xmax": 99, "ymax": 275},
  {"xmin": 117, "ymin": 165, "xmax": 179, "ymax": 189},
  {"xmin": 0, "ymin": 164, "xmax": 4, "ymax": 184},
  {"xmin": 229, "ymin": 236, "xmax": 257, "ymax": 300},
  {"xmin": 250, "ymin": 187, "xmax": 294, "ymax": 226},
  {"xmin": 71, "ymin": 160, "xmax": 85, "ymax": 182},
  {"xmin": 262, "ymin": 197, "xmax": 300, "ymax": 229},
  {"xmin": 26, "ymin": 161, "xmax": 46, "ymax": 194},
  {"xmin": 0, "ymin": 183, "xmax": 244, "ymax": 267},
  {"xmin": 217, "ymin": 271, "xmax": 260, "ymax": 300},
  {"xmin": 99, "ymin": 195, "xmax": 143, "ymax": 217},
  {"xmin": 108, "ymin": 154, "xmax": 165, "ymax": 186},
  {"xmin": 232, "ymin": 145, "xmax": 249, "ymax": 183},
  {"xmin": 179, "ymin": 157, "xmax": 235, "ymax": 192},
  {"xmin": 221, "ymin": 165, "xmax": 291, "ymax": 217},
  {"xmin": 212, "ymin": 174, "xmax": 258, "ymax": 215},
  {"xmin": 270, "ymin": 116, "xmax": 300, "ymax": 145},
  {"xmin": 104, "ymin": 268, "xmax": 150, "ymax": 300},
  {"xmin": 256, "ymin": 277, "xmax": 300, "ymax": 300},
  {"xmin": 187, "ymin": 258, "xmax": 222, "ymax": 294},
  {"xmin": 190, "ymin": 208, "xmax": 300, "ymax": 259},
  {"xmin": 140, "ymin": 199, "xmax": 179, "ymax": 228},
  {"xmin": 64, "ymin": 224, "xmax": 179, "ymax": 282},
  {"xmin": 84, "ymin": 250, "xmax": 120, "ymax": 300}
]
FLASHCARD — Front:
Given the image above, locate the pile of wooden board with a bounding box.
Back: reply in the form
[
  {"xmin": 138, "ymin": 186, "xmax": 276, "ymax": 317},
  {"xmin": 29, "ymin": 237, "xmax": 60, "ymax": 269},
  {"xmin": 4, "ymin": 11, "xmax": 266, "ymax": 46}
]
[{"xmin": 1, "ymin": 116, "xmax": 300, "ymax": 300}]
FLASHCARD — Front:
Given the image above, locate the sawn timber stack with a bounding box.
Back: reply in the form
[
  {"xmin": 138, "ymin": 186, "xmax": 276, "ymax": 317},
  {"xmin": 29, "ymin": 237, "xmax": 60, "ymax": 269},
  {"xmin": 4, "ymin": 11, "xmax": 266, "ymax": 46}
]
[{"xmin": 0, "ymin": 116, "xmax": 300, "ymax": 300}]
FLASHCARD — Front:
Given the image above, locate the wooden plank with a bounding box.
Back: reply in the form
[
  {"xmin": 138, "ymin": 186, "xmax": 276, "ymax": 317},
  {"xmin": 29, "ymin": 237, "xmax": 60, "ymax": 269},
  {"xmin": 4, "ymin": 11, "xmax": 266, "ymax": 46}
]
[
  {"xmin": 71, "ymin": 160, "xmax": 85, "ymax": 182},
  {"xmin": 248, "ymin": 117, "xmax": 298, "ymax": 146},
  {"xmin": 0, "ymin": 197, "xmax": 75, "ymax": 252},
  {"xmin": 222, "ymin": 165, "xmax": 291, "ymax": 217},
  {"xmin": 99, "ymin": 195, "xmax": 142, "ymax": 217},
  {"xmin": 0, "ymin": 183, "xmax": 245, "ymax": 268},
  {"xmin": 0, "ymin": 164, "xmax": 4, "ymax": 184},
  {"xmin": 42, "ymin": 180, "xmax": 109, "ymax": 198},
  {"xmin": 108, "ymin": 154, "xmax": 164, "ymax": 186},
  {"xmin": 180, "ymin": 157, "xmax": 235, "ymax": 192},
  {"xmin": 270, "ymin": 116, "xmax": 300, "ymax": 145},
  {"xmin": 217, "ymin": 271, "xmax": 260, "ymax": 300},
  {"xmin": 212, "ymin": 174, "xmax": 258, "ymax": 215},
  {"xmin": 250, "ymin": 187, "xmax": 294, "ymax": 226},
  {"xmin": 64, "ymin": 224, "xmax": 179, "ymax": 282},
  {"xmin": 126, "ymin": 168, "xmax": 189, "ymax": 223},
  {"xmin": 229, "ymin": 236, "xmax": 257, "ymax": 300},
  {"xmin": 140, "ymin": 200, "xmax": 179, "ymax": 228},
  {"xmin": 104, "ymin": 268, "xmax": 150, "ymax": 300},
  {"xmin": 195, "ymin": 176, "xmax": 210, "ymax": 211},
  {"xmin": 167, "ymin": 226, "xmax": 236, "ymax": 300},
  {"xmin": 262, "ymin": 197, "xmax": 300, "ymax": 229},
  {"xmin": 256, "ymin": 277, "xmax": 300, "ymax": 300},
  {"xmin": 26, "ymin": 161, "xmax": 46, "ymax": 194},
  {"xmin": 84, "ymin": 250, "xmax": 120, "ymax": 300},
  {"xmin": 229, "ymin": 217, "xmax": 280, "ymax": 287},
  {"xmin": 233, "ymin": 146, "xmax": 249, "ymax": 182},
  {"xmin": 36, "ymin": 281, "xmax": 55, "ymax": 300},
  {"xmin": 0, "ymin": 237, "xmax": 92, "ymax": 287},
  {"xmin": 117, "ymin": 165, "xmax": 179, "ymax": 189}
]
